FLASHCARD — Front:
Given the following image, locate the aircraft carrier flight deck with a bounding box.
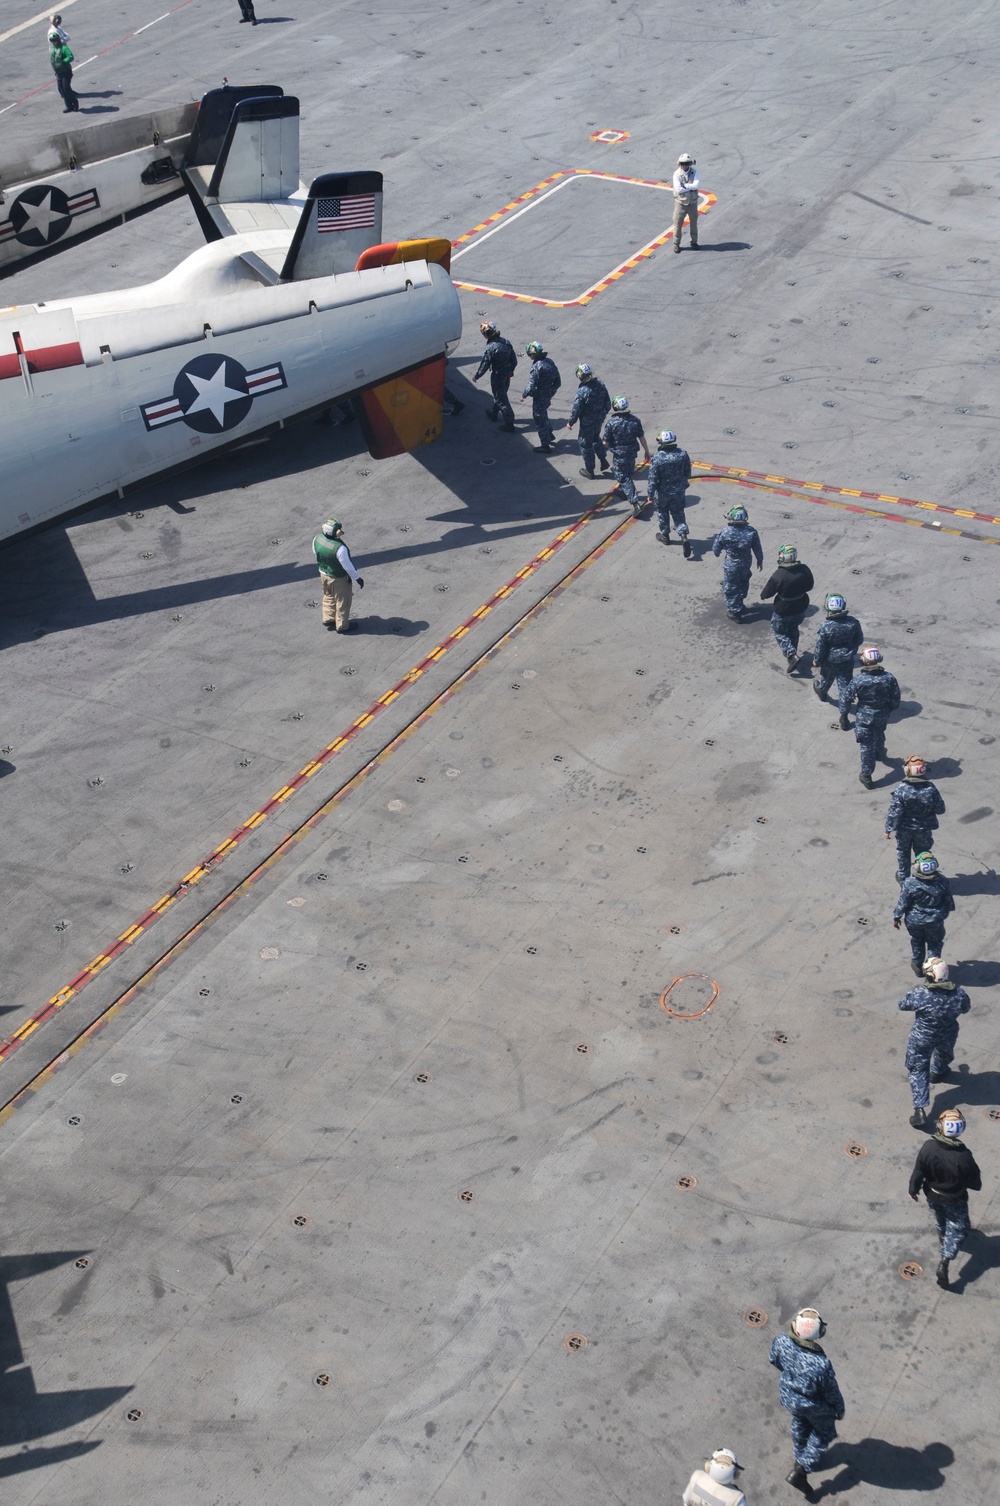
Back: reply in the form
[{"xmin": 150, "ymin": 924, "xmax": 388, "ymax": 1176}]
[{"xmin": 0, "ymin": 0, "xmax": 998, "ymax": 1501}]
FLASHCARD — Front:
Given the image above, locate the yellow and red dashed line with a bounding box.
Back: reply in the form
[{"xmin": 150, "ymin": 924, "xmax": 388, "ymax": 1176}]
[
  {"xmin": 695, "ymin": 462, "xmax": 1000, "ymax": 544},
  {"xmin": 451, "ymin": 170, "xmax": 716, "ymax": 309},
  {"xmin": 0, "ymin": 507, "xmax": 636, "ymax": 1123},
  {"xmin": 0, "ymin": 482, "xmax": 628, "ymax": 1067},
  {"xmin": 2, "ymin": 458, "xmax": 990, "ymax": 1077}
]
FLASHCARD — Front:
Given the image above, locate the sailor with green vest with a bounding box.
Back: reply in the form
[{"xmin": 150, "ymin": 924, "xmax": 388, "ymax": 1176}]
[{"xmin": 312, "ymin": 518, "xmax": 364, "ymax": 633}]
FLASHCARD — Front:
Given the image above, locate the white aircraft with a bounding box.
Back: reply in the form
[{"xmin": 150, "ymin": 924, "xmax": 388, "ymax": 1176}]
[
  {"xmin": 0, "ymin": 102, "xmax": 198, "ymax": 273},
  {"xmin": 0, "ymin": 86, "xmax": 461, "ymax": 545}
]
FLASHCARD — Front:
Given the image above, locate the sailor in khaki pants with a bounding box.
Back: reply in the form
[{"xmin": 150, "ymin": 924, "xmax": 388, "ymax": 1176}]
[
  {"xmin": 672, "ymin": 152, "xmax": 700, "ymax": 251},
  {"xmin": 312, "ymin": 518, "xmax": 364, "ymax": 633},
  {"xmin": 683, "ymin": 1447, "xmax": 747, "ymax": 1506}
]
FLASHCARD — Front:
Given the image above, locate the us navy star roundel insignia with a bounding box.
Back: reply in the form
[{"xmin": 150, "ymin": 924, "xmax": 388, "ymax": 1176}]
[
  {"xmin": 0, "ymin": 183, "xmax": 101, "ymax": 248},
  {"xmin": 140, "ymin": 353, "xmax": 287, "ymax": 435}
]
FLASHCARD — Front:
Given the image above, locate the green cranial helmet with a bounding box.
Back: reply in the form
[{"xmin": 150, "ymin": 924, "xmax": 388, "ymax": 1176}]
[
  {"xmin": 611, "ymin": 395, "xmax": 630, "ymax": 413},
  {"xmin": 726, "ymin": 505, "xmax": 748, "ymax": 524},
  {"xmin": 321, "ymin": 518, "xmax": 343, "ymax": 539},
  {"xmin": 777, "ymin": 544, "xmax": 798, "ymax": 565},
  {"xmin": 526, "ymin": 341, "xmax": 545, "ymax": 358}
]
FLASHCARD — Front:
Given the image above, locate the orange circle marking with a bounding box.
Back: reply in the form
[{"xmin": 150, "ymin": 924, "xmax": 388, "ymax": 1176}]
[{"xmin": 660, "ymin": 973, "xmax": 720, "ymax": 1020}]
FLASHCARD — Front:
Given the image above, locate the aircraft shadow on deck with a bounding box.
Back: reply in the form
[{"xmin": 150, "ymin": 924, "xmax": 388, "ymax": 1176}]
[
  {"xmin": 0, "ymin": 1253, "xmax": 131, "ymax": 1462},
  {"xmin": 0, "ymin": 529, "xmax": 317, "ymax": 648}
]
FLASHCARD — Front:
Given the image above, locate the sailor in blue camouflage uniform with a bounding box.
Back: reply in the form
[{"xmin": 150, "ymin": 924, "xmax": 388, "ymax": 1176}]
[
  {"xmin": 884, "ymin": 754, "xmax": 946, "ymax": 883},
  {"xmin": 843, "ymin": 645, "xmax": 901, "ymax": 788},
  {"xmin": 769, "ymin": 1308, "xmax": 845, "ymax": 1500},
  {"xmin": 893, "ymin": 850, "xmax": 955, "ymax": 976},
  {"xmin": 565, "ymin": 363, "xmax": 612, "ymax": 478},
  {"xmin": 473, "ymin": 320, "xmax": 518, "ymax": 431},
  {"xmin": 711, "ymin": 506, "xmax": 763, "ymax": 621},
  {"xmin": 602, "ymin": 396, "xmax": 652, "ymax": 516},
  {"xmin": 898, "ymin": 957, "xmax": 970, "ymax": 1129},
  {"xmin": 519, "ymin": 342, "xmax": 561, "ymax": 452},
  {"xmin": 648, "ymin": 430, "xmax": 693, "ymax": 557},
  {"xmin": 811, "ymin": 594, "xmax": 863, "ymax": 713}
]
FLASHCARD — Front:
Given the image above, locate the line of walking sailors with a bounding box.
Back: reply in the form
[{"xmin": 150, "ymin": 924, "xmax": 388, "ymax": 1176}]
[
  {"xmin": 753, "ymin": 1094, "xmax": 983, "ymax": 1504},
  {"xmin": 697, "ymin": 572, "xmax": 978, "ymax": 1498},
  {"xmin": 473, "ymin": 323, "xmax": 695, "ymax": 551}
]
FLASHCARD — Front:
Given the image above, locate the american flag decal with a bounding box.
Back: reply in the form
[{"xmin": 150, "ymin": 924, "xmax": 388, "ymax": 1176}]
[{"xmin": 316, "ymin": 194, "xmax": 377, "ymax": 233}]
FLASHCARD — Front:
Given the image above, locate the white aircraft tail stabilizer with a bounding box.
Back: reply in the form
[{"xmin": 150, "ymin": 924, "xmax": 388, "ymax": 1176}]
[
  {"xmin": 280, "ymin": 171, "xmax": 384, "ymax": 281},
  {"xmin": 181, "ymin": 89, "xmax": 383, "ymax": 277}
]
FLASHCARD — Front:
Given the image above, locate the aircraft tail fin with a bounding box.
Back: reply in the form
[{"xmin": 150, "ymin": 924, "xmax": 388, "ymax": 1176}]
[
  {"xmin": 182, "ymin": 85, "xmax": 284, "ymax": 169},
  {"xmin": 353, "ymin": 354, "xmax": 446, "ymax": 460},
  {"xmin": 207, "ymin": 94, "xmax": 300, "ymax": 202},
  {"xmin": 279, "ymin": 172, "xmax": 383, "ymax": 280}
]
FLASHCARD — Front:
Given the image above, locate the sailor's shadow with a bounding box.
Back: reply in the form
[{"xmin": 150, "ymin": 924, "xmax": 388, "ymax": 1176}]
[
  {"xmin": 353, "ymin": 615, "xmax": 429, "ymax": 637},
  {"xmin": 813, "ymin": 1438, "xmax": 954, "ymax": 1495},
  {"xmin": 932, "ymin": 1063, "xmax": 1000, "ymax": 1109},
  {"xmin": 894, "ymin": 698, "xmax": 923, "ymax": 720},
  {"xmin": 949, "ymin": 959, "xmax": 1000, "ymax": 987},
  {"xmin": 948, "ymin": 869, "xmax": 1000, "ymax": 897},
  {"xmin": 951, "ymin": 1229, "xmax": 1000, "ymax": 1293}
]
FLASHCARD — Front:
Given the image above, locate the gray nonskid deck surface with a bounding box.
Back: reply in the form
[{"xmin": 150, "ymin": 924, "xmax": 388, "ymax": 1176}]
[
  {"xmin": 1, "ymin": 0, "xmax": 999, "ymax": 1499},
  {"xmin": 2, "ymin": 510, "xmax": 999, "ymax": 1504}
]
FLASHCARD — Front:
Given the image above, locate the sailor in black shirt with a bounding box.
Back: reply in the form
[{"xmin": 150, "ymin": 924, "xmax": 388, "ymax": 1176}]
[
  {"xmin": 760, "ymin": 544, "xmax": 814, "ymax": 673},
  {"xmin": 909, "ymin": 1106, "xmax": 982, "ymax": 1287}
]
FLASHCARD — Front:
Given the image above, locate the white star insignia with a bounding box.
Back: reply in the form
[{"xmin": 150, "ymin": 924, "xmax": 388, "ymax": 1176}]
[
  {"xmin": 183, "ymin": 362, "xmax": 247, "ymax": 425},
  {"xmin": 19, "ymin": 190, "xmax": 70, "ymax": 241}
]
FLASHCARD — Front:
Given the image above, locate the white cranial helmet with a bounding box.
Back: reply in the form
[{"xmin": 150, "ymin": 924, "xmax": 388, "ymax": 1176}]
[
  {"xmin": 792, "ymin": 1308, "xmax": 824, "ymax": 1340},
  {"xmin": 706, "ymin": 1448, "xmax": 739, "ymax": 1483}
]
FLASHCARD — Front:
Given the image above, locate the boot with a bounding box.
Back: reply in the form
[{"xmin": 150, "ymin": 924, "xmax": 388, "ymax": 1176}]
[
  {"xmin": 859, "ymin": 772, "xmax": 874, "ymax": 789},
  {"xmin": 786, "ymin": 1464, "xmax": 815, "ymax": 1500},
  {"xmin": 579, "ymin": 467, "xmax": 595, "ymax": 479},
  {"xmin": 535, "ymin": 443, "xmax": 553, "ymax": 453},
  {"xmin": 786, "ymin": 653, "xmax": 801, "ymax": 675},
  {"xmin": 910, "ymin": 959, "xmax": 923, "ymax": 977},
  {"xmin": 930, "ymin": 1070, "xmax": 948, "ymax": 1083},
  {"xmin": 839, "ymin": 712, "xmax": 851, "ymax": 730},
  {"xmin": 655, "ymin": 531, "xmax": 670, "ymax": 545},
  {"xmin": 631, "ymin": 499, "xmax": 644, "ymax": 517},
  {"xmin": 599, "ymin": 458, "xmax": 611, "ymax": 472},
  {"xmin": 682, "ymin": 538, "xmax": 692, "ymax": 558},
  {"xmin": 936, "ymin": 1259, "xmax": 950, "ymax": 1288},
  {"xmin": 909, "ymin": 1105, "xmax": 927, "ymax": 1129},
  {"xmin": 813, "ymin": 681, "xmax": 826, "ymax": 700}
]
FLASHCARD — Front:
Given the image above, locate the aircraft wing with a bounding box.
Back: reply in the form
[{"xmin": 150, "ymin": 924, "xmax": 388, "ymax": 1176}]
[{"xmin": 0, "ymin": 103, "xmax": 198, "ymax": 274}]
